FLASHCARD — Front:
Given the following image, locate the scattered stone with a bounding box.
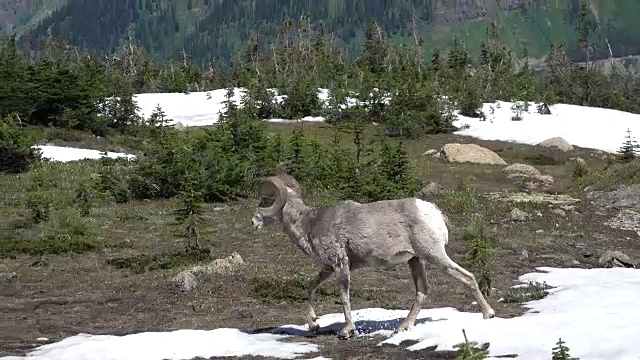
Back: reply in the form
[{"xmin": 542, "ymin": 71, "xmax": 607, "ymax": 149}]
[
  {"xmin": 423, "ymin": 149, "xmax": 438, "ymax": 157},
  {"xmin": 604, "ymin": 209, "xmax": 640, "ymax": 232},
  {"xmin": 485, "ymin": 192, "xmax": 580, "ymax": 205},
  {"xmin": 440, "ymin": 143, "xmax": 507, "ymax": 165},
  {"xmin": 537, "ymin": 137, "xmax": 574, "ymax": 152},
  {"xmin": 520, "ymin": 250, "xmax": 529, "ymax": 260},
  {"xmin": 551, "ymin": 208, "xmax": 567, "ymax": 218},
  {"xmin": 586, "ymin": 184, "xmax": 640, "ymax": 209},
  {"xmin": 523, "ymin": 175, "xmax": 555, "ymax": 192},
  {"xmin": 171, "ymin": 252, "xmax": 245, "ymax": 292},
  {"xmin": 536, "ymin": 229, "xmax": 544, "ymax": 234},
  {"xmin": 598, "ymin": 250, "xmax": 637, "ymax": 268},
  {"xmin": 534, "ymin": 211, "xmax": 543, "ymax": 217},
  {"xmin": 510, "ymin": 208, "xmax": 531, "ymax": 222},
  {"xmin": 172, "ymin": 271, "xmax": 198, "ymax": 292},
  {"xmin": 0, "ymin": 272, "xmax": 17, "ymax": 281},
  {"xmin": 233, "ymin": 308, "xmax": 254, "ymax": 319},
  {"xmin": 503, "ymin": 163, "xmax": 541, "ymax": 177},
  {"xmin": 416, "ymin": 182, "xmax": 444, "ymax": 200},
  {"xmin": 571, "ymin": 260, "xmax": 581, "ymax": 265},
  {"xmin": 560, "ymin": 205, "xmax": 577, "ymax": 212}
]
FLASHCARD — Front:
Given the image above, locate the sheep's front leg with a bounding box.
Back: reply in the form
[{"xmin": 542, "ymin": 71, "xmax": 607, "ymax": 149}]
[
  {"xmin": 336, "ymin": 264, "xmax": 355, "ymax": 339},
  {"xmin": 306, "ymin": 266, "xmax": 334, "ymax": 334}
]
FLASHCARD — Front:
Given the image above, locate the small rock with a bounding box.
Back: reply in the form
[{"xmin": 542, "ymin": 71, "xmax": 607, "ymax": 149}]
[
  {"xmin": 172, "ymin": 271, "xmax": 198, "ymax": 292},
  {"xmin": 417, "ymin": 182, "xmax": 444, "ymax": 200},
  {"xmin": 524, "ymin": 175, "xmax": 555, "ymax": 192},
  {"xmin": 534, "ymin": 211, "xmax": 543, "ymax": 217},
  {"xmin": 560, "ymin": 205, "xmax": 577, "ymax": 212},
  {"xmin": 0, "ymin": 272, "xmax": 17, "ymax": 281},
  {"xmin": 537, "ymin": 137, "xmax": 574, "ymax": 152},
  {"xmin": 571, "ymin": 260, "xmax": 581, "ymax": 265},
  {"xmin": 171, "ymin": 252, "xmax": 245, "ymax": 292},
  {"xmin": 598, "ymin": 250, "xmax": 636, "ymax": 268},
  {"xmin": 233, "ymin": 308, "xmax": 254, "ymax": 319},
  {"xmin": 536, "ymin": 229, "xmax": 544, "ymax": 234},
  {"xmin": 520, "ymin": 250, "xmax": 529, "ymax": 260},
  {"xmin": 423, "ymin": 149, "xmax": 438, "ymax": 156},
  {"xmin": 510, "ymin": 208, "xmax": 531, "ymax": 222},
  {"xmin": 551, "ymin": 208, "xmax": 567, "ymax": 217},
  {"xmin": 503, "ymin": 163, "xmax": 541, "ymax": 177}
]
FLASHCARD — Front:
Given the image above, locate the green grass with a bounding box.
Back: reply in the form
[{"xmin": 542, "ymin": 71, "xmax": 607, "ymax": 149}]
[
  {"xmin": 249, "ymin": 273, "xmax": 341, "ymax": 302},
  {"xmin": 106, "ymin": 248, "xmax": 212, "ymax": 274},
  {"xmin": 500, "ymin": 281, "xmax": 552, "ymax": 304}
]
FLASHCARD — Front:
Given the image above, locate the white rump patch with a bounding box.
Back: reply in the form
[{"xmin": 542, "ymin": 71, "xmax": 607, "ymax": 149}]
[{"xmin": 414, "ymin": 199, "xmax": 448, "ymax": 244}]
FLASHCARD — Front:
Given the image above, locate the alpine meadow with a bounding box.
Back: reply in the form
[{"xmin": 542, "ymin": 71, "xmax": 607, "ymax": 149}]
[{"xmin": 2, "ymin": 1, "xmax": 640, "ymax": 359}]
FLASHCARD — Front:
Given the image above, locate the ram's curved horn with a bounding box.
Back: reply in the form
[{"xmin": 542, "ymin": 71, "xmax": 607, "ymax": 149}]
[{"xmin": 258, "ymin": 176, "xmax": 288, "ymax": 217}]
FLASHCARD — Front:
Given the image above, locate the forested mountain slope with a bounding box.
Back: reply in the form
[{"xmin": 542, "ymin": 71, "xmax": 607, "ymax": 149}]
[{"xmin": 4, "ymin": 0, "xmax": 640, "ymax": 67}]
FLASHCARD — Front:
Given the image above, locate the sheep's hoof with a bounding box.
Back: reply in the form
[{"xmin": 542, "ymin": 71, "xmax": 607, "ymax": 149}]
[
  {"xmin": 337, "ymin": 328, "xmax": 355, "ymax": 340},
  {"xmin": 394, "ymin": 323, "xmax": 411, "ymax": 335},
  {"xmin": 483, "ymin": 310, "xmax": 496, "ymax": 319},
  {"xmin": 308, "ymin": 322, "xmax": 320, "ymax": 336}
]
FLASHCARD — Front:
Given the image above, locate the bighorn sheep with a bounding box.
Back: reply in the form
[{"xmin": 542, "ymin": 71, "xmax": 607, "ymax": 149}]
[{"xmin": 251, "ymin": 174, "xmax": 495, "ymax": 339}]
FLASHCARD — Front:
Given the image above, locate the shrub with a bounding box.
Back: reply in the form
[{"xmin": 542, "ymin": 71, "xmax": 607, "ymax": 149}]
[{"xmin": 0, "ymin": 114, "xmax": 41, "ymax": 173}]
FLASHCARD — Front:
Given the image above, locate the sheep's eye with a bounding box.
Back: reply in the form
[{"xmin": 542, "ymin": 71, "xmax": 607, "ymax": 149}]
[{"xmin": 258, "ymin": 196, "xmax": 275, "ymax": 207}]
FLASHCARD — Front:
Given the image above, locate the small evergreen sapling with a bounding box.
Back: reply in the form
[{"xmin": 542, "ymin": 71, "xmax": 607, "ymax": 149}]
[
  {"xmin": 173, "ymin": 173, "xmax": 206, "ymax": 252},
  {"xmin": 617, "ymin": 128, "xmax": 639, "ymax": 163},
  {"xmin": 463, "ymin": 214, "xmax": 497, "ymax": 297},
  {"xmin": 453, "ymin": 329, "xmax": 489, "ymax": 359},
  {"xmin": 551, "ymin": 337, "xmax": 579, "ymax": 360}
]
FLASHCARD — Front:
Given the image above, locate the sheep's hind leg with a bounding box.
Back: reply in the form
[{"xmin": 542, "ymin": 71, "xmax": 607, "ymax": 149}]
[
  {"xmin": 431, "ymin": 247, "xmax": 495, "ymax": 319},
  {"xmin": 396, "ymin": 257, "xmax": 429, "ymax": 333},
  {"xmin": 336, "ymin": 264, "xmax": 356, "ymax": 339},
  {"xmin": 306, "ymin": 266, "xmax": 334, "ymax": 335}
]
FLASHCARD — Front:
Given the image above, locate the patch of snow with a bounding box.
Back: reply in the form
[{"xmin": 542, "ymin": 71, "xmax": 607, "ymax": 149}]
[
  {"xmin": 0, "ymin": 328, "xmax": 320, "ymax": 360},
  {"xmin": 33, "ymin": 145, "xmax": 136, "ymax": 163},
  {"xmin": 453, "ymin": 100, "xmax": 640, "ymax": 154},
  {"xmin": 276, "ymin": 267, "xmax": 640, "ymax": 360},
  {"xmin": 133, "ymin": 88, "xmax": 246, "ymax": 127}
]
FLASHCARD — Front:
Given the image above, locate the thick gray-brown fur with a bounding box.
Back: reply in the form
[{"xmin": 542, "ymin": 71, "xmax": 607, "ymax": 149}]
[{"xmin": 251, "ymin": 174, "xmax": 495, "ymax": 339}]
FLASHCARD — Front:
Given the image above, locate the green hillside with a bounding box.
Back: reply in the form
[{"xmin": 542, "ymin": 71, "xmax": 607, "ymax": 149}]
[{"xmin": 7, "ymin": 0, "xmax": 640, "ymax": 67}]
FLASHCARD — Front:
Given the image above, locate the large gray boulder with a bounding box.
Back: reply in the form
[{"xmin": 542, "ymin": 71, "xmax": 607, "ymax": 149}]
[
  {"xmin": 537, "ymin": 137, "xmax": 574, "ymax": 151},
  {"xmin": 440, "ymin": 143, "xmax": 507, "ymax": 165}
]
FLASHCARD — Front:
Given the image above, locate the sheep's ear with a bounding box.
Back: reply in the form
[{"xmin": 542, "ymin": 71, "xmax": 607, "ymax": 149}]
[{"xmin": 258, "ymin": 177, "xmax": 288, "ymax": 217}]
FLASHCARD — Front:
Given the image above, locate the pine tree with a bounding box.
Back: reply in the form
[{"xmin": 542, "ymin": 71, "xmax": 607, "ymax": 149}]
[
  {"xmin": 362, "ymin": 20, "xmax": 388, "ymax": 76},
  {"xmin": 551, "ymin": 338, "xmax": 579, "ymax": 360},
  {"xmin": 173, "ymin": 172, "xmax": 206, "ymax": 252},
  {"xmin": 617, "ymin": 128, "xmax": 639, "ymax": 163}
]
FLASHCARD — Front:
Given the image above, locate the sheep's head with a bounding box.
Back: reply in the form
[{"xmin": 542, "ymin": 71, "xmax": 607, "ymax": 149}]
[{"xmin": 252, "ymin": 176, "xmax": 291, "ymax": 229}]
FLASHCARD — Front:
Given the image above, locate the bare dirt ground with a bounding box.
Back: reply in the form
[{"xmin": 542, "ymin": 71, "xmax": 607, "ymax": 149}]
[{"xmin": 1, "ymin": 129, "xmax": 639, "ymax": 359}]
